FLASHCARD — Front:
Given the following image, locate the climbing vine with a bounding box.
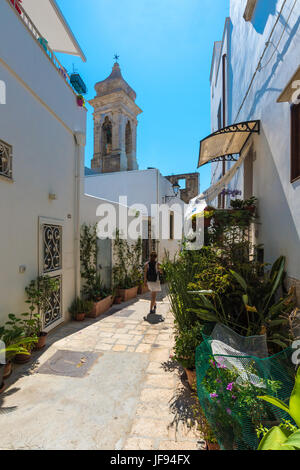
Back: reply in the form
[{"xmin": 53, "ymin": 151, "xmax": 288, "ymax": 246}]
[{"xmin": 113, "ymin": 230, "xmax": 143, "ymax": 289}]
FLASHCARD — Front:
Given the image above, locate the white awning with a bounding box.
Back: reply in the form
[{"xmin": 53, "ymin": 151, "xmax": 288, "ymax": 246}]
[
  {"xmin": 198, "ymin": 121, "xmax": 260, "ymax": 167},
  {"xmin": 21, "ymin": 0, "xmax": 86, "ymax": 61}
]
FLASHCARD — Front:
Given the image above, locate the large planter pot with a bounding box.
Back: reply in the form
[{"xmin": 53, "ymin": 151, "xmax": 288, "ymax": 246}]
[
  {"xmin": 138, "ymin": 285, "xmax": 149, "ymax": 295},
  {"xmin": 0, "ymin": 365, "xmax": 5, "ymax": 393},
  {"xmin": 34, "ymin": 332, "xmax": 48, "ymax": 351},
  {"xmin": 117, "ymin": 286, "xmax": 138, "ymax": 302},
  {"xmin": 14, "ymin": 352, "xmax": 32, "ymax": 364},
  {"xmin": 184, "ymin": 368, "xmax": 197, "ymax": 389},
  {"xmin": 87, "ymin": 296, "xmax": 113, "ymax": 319},
  {"xmin": 75, "ymin": 313, "xmax": 85, "ymax": 322},
  {"xmin": 3, "ymin": 361, "xmax": 12, "ymax": 379},
  {"xmin": 244, "ymin": 205, "xmax": 256, "ymax": 214},
  {"xmin": 206, "ymin": 442, "xmax": 220, "ymax": 451}
]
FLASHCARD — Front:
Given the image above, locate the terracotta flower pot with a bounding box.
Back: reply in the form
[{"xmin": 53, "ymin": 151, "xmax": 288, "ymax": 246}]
[
  {"xmin": 3, "ymin": 361, "xmax": 12, "ymax": 379},
  {"xmin": 0, "ymin": 365, "xmax": 5, "ymax": 390},
  {"xmin": 14, "ymin": 352, "xmax": 32, "ymax": 364},
  {"xmin": 34, "ymin": 332, "xmax": 48, "ymax": 351},
  {"xmin": 245, "ymin": 205, "xmax": 256, "ymax": 214},
  {"xmin": 117, "ymin": 286, "xmax": 138, "ymax": 302},
  {"xmin": 77, "ymin": 96, "xmax": 84, "ymax": 107},
  {"xmin": 75, "ymin": 313, "xmax": 85, "ymax": 322},
  {"xmin": 184, "ymin": 367, "xmax": 197, "ymax": 389},
  {"xmin": 87, "ymin": 296, "xmax": 114, "ymax": 318}
]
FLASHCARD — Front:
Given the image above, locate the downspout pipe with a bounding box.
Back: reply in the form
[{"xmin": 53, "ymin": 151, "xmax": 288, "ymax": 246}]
[{"xmin": 74, "ymin": 132, "xmax": 86, "ymax": 298}]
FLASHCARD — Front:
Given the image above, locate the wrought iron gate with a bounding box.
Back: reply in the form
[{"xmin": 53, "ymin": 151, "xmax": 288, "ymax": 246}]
[{"xmin": 39, "ymin": 219, "xmax": 63, "ymax": 330}]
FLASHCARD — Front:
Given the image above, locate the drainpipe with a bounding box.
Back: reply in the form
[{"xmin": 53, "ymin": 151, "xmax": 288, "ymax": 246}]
[
  {"xmin": 74, "ymin": 132, "xmax": 86, "ymax": 298},
  {"xmin": 156, "ymin": 168, "xmax": 160, "ymax": 257}
]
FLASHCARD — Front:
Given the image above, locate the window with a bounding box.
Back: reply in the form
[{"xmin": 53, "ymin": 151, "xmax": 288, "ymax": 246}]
[
  {"xmin": 101, "ymin": 117, "xmax": 112, "ymax": 156},
  {"xmin": 217, "ymin": 102, "xmax": 222, "ymax": 130},
  {"xmin": 125, "ymin": 121, "xmax": 132, "ymax": 155},
  {"xmin": 0, "ymin": 139, "xmax": 12, "ymax": 180},
  {"xmin": 178, "ymin": 178, "xmax": 186, "ymax": 190},
  {"xmin": 291, "ymin": 104, "xmax": 300, "ymax": 182}
]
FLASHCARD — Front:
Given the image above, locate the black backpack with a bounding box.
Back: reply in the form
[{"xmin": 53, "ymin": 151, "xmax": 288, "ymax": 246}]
[{"xmin": 147, "ymin": 261, "xmax": 158, "ymax": 282}]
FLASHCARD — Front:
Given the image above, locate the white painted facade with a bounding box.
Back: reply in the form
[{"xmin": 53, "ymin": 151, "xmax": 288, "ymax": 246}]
[
  {"xmin": 0, "ymin": 0, "xmax": 87, "ymax": 329},
  {"xmin": 85, "ymin": 168, "xmax": 184, "ymax": 261},
  {"xmin": 208, "ymin": 0, "xmax": 300, "ymax": 297}
]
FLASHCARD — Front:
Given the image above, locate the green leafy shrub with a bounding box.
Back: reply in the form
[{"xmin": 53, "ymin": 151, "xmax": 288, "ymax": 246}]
[
  {"xmin": 69, "ymin": 298, "xmax": 93, "ymax": 319},
  {"xmin": 173, "ymin": 323, "xmax": 204, "ymax": 370},
  {"xmin": 113, "ymin": 231, "xmax": 143, "ymax": 290},
  {"xmin": 257, "ymin": 367, "xmax": 300, "ymax": 450},
  {"xmin": 80, "ymin": 224, "xmax": 111, "ymax": 301}
]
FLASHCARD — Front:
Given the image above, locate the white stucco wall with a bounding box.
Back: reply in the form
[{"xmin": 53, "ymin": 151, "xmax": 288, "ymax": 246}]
[
  {"xmin": 209, "ymin": 0, "xmax": 300, "ymax": 283},
  {"xmin": 84, "ymin": 168, "xmax": 185, "ymax": 261},
  {"xmin": 85, "ymin": 169, "xmax": 175, "ymax": 211},
  {"xmin": 0, "ymin": 1, "xmax": 86, "ymax": 328}
]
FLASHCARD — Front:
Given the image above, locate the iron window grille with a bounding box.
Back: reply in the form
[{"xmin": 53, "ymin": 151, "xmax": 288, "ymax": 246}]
[{"xmin": 0, "ymin": 139, "xmax": 12, "ymax": 179}]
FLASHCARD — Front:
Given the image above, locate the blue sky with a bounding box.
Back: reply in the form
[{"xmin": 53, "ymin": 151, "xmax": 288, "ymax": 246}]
[{"xmin": 57, "ymin": 0, "xmax": 229, "ymax": 192}]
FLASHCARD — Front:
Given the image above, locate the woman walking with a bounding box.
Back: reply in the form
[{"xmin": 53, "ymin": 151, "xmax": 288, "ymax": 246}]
[{"xmin": 143, "ymin": 252, "xmax": 164, "ymax": 324}]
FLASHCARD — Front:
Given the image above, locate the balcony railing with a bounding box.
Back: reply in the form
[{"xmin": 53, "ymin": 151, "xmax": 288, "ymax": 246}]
[{"xmin": 7, "ymin": 0, "xmax": 76, "ymax": 93}]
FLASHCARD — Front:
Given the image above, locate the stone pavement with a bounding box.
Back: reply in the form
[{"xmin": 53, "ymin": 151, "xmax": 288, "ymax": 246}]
[{"xmin": 0, "ymin": 289, "xmax": 205, "ymax": 450}]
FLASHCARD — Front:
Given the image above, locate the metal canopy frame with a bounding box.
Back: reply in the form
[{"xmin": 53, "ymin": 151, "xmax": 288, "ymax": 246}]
[{"xmin": 198, "ymin": 120, "xmax": 260, "ymax": 167}]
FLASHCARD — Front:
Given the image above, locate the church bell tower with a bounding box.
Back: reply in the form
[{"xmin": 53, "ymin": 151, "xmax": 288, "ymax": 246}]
[{"xmin": 90, "ymin": 59, "xmax": 142, "ymax": 173}]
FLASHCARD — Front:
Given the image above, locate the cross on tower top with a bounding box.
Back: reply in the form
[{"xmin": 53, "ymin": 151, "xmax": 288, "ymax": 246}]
[{"xmin": 114, "ymin": 54, "xmax": 120, "ymax": 63}]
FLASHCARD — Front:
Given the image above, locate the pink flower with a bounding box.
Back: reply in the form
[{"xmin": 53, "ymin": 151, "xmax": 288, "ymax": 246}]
[
  {"xmin": 226, "ymin": 408, "xmax": 232, "ymax": 415},
  {"xmin": 226, "ymin": 382, "xmax": 234, "ymax": 392},
  {"xmin": 210, "ymin": 393, "xmax": 218, "ymax": 399}
]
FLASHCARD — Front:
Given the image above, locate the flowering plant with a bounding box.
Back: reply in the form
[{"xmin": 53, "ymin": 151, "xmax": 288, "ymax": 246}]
[
  {"xmin": 220, "ymin": 189, "xmax": 242, "ymax": 197},
  {"xmin": 203, "ymin": 356, "xmax": 282, "ymax": 446}
]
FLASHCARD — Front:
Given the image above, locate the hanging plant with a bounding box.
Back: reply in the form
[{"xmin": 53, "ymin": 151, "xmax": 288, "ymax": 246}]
[{"xmin": 76, "ymin": 95, "xmax": 85, "ymax": 107}]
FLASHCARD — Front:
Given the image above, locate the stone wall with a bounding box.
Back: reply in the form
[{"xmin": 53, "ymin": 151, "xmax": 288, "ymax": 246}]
[{"xmin": 166, "ymin": 173, "xmax": 199, "ymax": 204}]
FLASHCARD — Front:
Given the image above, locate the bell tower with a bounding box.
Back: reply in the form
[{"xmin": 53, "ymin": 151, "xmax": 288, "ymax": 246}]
[{"xmin": 90, "ymin": 60, "xmax": 142, "ymax": 173}]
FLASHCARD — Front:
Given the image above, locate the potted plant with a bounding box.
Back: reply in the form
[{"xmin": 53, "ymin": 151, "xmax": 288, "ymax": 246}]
[
  {"xmin": 80, "ymin": 224, "xmax": 114, "ymax": 317},
  {"xmin": 113, "ymin": 231, "xmax": 142, "ymax": 302},
  {"xmin": 25, "ymin": 276, "xmax": 60, "ymax": 350},
  {"xmin": 1, "ymin": 314, "xmax": 38, "ymax": 364},
  {"xmin": 173, "ymin": 323, "xmax": 203, "ymax": 390},
  {"xmin": 69, "ymin": 297, "xmax": 89, "ymax": 322},
  {"xmin": 203, "ymin": 206, "xmax": 215, "ymax": 228},
  {"xmin": 0, "ymin": 338, "xmax": 35, "ymax": 389},
  {"xmin": 77, "ymin": 94, "xmax": 85, "ymax": 107},
  {"xmin": 82, "ymin": 273, "xmax": 113, "ymax": 318}
]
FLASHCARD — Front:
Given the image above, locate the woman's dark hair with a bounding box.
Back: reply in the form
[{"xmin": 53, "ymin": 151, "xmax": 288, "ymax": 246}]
[{"xmin": 150, "ymin": 251, "xmax": 158, "ymax": 262}]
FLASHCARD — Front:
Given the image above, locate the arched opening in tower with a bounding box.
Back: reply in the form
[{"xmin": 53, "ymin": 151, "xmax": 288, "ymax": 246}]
[
  {"xmin": 102, "ymin": 117, "xmax": 112, "ymax": 156},
  {"xmin": 125, "ymin": 121, "xmax": 133, "ymax": 169}
]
